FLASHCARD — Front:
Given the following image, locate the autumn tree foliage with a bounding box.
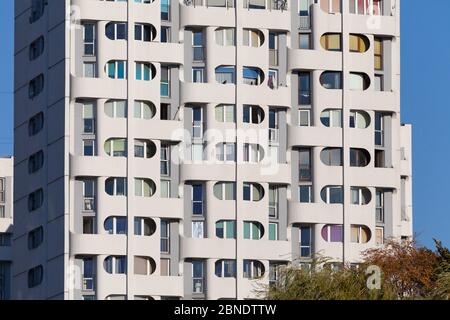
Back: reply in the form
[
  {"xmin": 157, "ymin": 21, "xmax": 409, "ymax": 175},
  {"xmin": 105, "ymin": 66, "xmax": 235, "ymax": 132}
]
[
  {"xmin": 265, "ymin": 239, "xmax": 450, "ymax": 300},
  {"xmin": 362, "ymin": 239, "xmax": 437, "ymax": 298}
]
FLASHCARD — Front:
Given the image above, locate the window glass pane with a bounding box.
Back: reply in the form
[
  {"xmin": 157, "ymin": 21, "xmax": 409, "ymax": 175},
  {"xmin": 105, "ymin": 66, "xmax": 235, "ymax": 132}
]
[
  {"xmin": 117, "ymin": 61, "xmax": 125, "ymax": 79},
  {"xmin": 331, "ymin": 225, "xmax": 343, "ymax": 242},
  {"xmin": 226, "ymin": 221, "xmax": 235, "ymax": 239},
  {"xmin": 301, "ymin": 227, "xmax": 311, "ymax": 245},
  {"xmin": 216, "ymin": 221, "xmax": 224, "ymax": 238},
  {"xmin": 329, "ymin": 187, "xmax": 343, "ymax": 203},
  {"xmin": 244, "ymin": 222, "xmax": 250, "ymax": 239},
  {"xmin": 299, "ymin": 186, "xmax": 311, "ymax": 203},
  {"xmin": 269, "ymin": 223, "xmax": 277, "ymax": 240}
]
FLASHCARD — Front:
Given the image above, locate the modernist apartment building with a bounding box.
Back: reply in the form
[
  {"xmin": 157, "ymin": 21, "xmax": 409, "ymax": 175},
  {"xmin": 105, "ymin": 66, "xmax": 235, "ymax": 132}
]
[
  {"xmin": 13, "ymin": 0, "xmax": 412, "ymax": 300},
  {"xmin": 0, "ymin": 157, "xmax": 13, "ymax": 300}
]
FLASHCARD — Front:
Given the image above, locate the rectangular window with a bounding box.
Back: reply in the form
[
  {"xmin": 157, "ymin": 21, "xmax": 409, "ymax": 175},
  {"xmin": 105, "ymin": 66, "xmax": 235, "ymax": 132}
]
[
  {"xmin": 376, "ymin": 190, "xmax": 385, "ymax": 223},
  {"xmin": 160, "ymin": 180, "xmax": 170, "ymax": 198},
  {"xmin": 299, "ymin": 72, "xmax": 311, "ymax": 105},
  {"xmin": 83, "ymin": 63, "xmax": 96, "ymax": 78},
  {"xmin": 192, "ymin": 184, "xmax": 203, "ymax": 215},
  {"xmin": 268, "ymin": 69, "xmax": 278, "ymax": 89},
  {"xmin": 83, "ymin": 139, "xmax": 95, "ymax": 156},
  {"xmin": 192, "ymin": 143, "xmax": 204, "ymax": 161},
  {"xmin": 300, "ymin": 226, "xmax": 312, "ymax": 258},
  {"xmin": 82, "ymin": 257, "xmax": 94, "ymax": 290},
  {"xmin": 192, "ymin": 67, "xmax": 204, "ymax": 83},
  {"xmin": 299, "ymin": 33, "xmax": 311, "ymax": 49},
  {"xmin": 160, "ymin": 258, "xmax": 170, "ymax": 276},
  {"xmin": 161, "ymin": 143, "xmax": 170, "ymax": 176},
  {"xmin": 269, "ymin": 33, "xmax": 278, "ymax": 66},
  {"xmin": 299, "ymin": 148, "xmax": 312, "ymax": 181},
  {"xmin": 83, "ymin": 180, "xmax": 95, "ymax": 212},
  {"xmin": 161, "ymin": 220, "xmax": 170, "ymax": 253},
  {"xmin": 376, "ymin": 227, "xmax": 384, "ymax": 245},
  {"xmin": 268, "ymin": 108, "xmax": 279, "ymax": 143},
  {"xmin": 82, "ymin": 102, "xmax": 95, "ymax": 134},
  {"xmin": 269, "ymin": 186, "xmax": 278, "ymax": 218},
  {"xmin": 375, "ymin": 74, "xmax": 383, "ymax": 91},
  {"xmin": 375, "ymin": 112, "xmax": 385, "ymax": 146},
  {"xmin": 299, "ymin": 185, "xmax": 312, "ymax": 203},
  {"xmin": 160, "ymin": 103, "xmax": 171, "ymax": 120},
  {"xmin": 161, "ymin": 0, "xmax": 170, "ymax": 21},
  {"xmin": 161, "ymin": 26, "xmax": 171, "ymax": 43},
  {"xmin": 269, "ymin": 223, "xmax": 278, "ymax": 241},
  {"xmin": 161, "ymin": 66, "xmax": 170, "ymax": 97},
  {"xmin": 299, "ymin": 108, "xmax": 311, "ymax": 127},
  {"xmin": 192, "ymin": 221, "xmax": 204, "ymax": 239},
  {"xmin": 192, "ymin": 30, "xmax": 204, "ymax": 61},
  {"xmin": 83, "ymin": 23, "xmax": 95, "ymax": 56},
  {"xmin": 83, "ymin": 217, "xmax": 95, "ymax": 234},
  {"xmin": 374, "ymin": 37, "xmax": 383, "ymax": 70},
  {"xmin": 192, "ymin": 260, "xmax": 204, "ymax": 294},
  {"xmin": 299, "ymin": 0, "xmax": 310, "ymax": 16},
  {"xmin": 375, "ymin": 150, "xmax": 386, "ymax": 168},
  {"xmin": 192, "ymin": 107, "xmax": 203, "ymax": 139}
]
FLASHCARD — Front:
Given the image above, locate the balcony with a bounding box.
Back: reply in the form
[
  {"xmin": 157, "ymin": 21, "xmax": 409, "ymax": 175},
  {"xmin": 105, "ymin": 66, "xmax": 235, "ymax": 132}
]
[
  {"xmin": 269, "ymin": 49, "xmax": 278, "ymax": 66},
  {"xmin": 299, "ymin": 16, "xmax": 311, "ymax": 30},
  {"xmin": 268, "ymin": 128, "xmax": 279, "ymax": 144},
  {"xmin": 83, "ymin": 197, "xmax": 95, "ymax": 212},
  {"xmin": 243, "ymin": 0, "xmax": 288, "ymax": 11},
  {"xmin": 83, "ymin": 276, "xmax": 96, "ymax": 291},
  {"xmin": 184, "ymin": 0, "xmax": 235, "ymax": 8}
]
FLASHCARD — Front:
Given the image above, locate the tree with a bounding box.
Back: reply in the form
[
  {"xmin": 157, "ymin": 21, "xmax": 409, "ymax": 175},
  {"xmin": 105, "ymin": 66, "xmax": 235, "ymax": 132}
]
[
  {"xmin": 264, "ymin": 239, "xmax": 450, "ymax": 300},
  {"xmin": 431, "ymin": 239, "xmax": 450, "ymax": 299},
  {"xmin": 264, "ymin": 256, "xmax": 396, "ymax": 300},
  {"xmin": 362, "ymin": 239, "xmax": 437, "ymax": 299}
]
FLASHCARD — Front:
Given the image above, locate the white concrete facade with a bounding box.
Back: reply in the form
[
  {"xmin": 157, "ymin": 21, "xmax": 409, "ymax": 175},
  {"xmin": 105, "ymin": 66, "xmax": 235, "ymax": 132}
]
[
  {"xmin": 0, "ymin": 157, "xmax": 13, "ymax": 300},
  {"xmin": 13, "ymin": 0, "xmax": 412, "ymax": 300}
]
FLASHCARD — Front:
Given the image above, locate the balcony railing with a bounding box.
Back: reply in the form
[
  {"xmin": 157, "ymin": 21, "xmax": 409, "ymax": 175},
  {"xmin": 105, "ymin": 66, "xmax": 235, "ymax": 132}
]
[
  {"xmin": 299, "ymin": 90, "xmax": 311, "ymax": 105},
  {"xmin": 83, "ymin": 198, "xmax": 95, "ymax": 212},
  {"xmin": 299, "ymin": 16, "xmax": 311, "ymax": 30},
  {"xmin": 244, "ymin": 0, "xmax": 288, "ymax": 11},
  {"xmin": 269, "ymin": 128, "xmax": 279, "ymax": 144},
  {"xmin": 83, "ymin": 277, "xmax": 95, "ymax": 291},
  {"xmin": 184, "ymin": 0, "xmax": 235, "ymax": 8},
  {"xmin": 193, "ymin": 278, "xmax": 204, "ymax": 294},
  {"xmin": 299, "ymin": 166, "xmax": 312, "ymax": 181},
  {"xmin": 269, "ymin": 49, "xmax": 278, "ymax": 66}
]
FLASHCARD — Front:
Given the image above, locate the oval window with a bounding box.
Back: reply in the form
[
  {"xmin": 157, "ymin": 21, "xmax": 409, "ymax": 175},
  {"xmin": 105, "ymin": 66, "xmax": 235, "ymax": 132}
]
[
  {"xmin": 349, "ymin": 34, "xmax": 370, "ymax": 53},
  {"xmin": 350, "ymin": 225, "xmax": 371, "ymax": 243},
  {"xmin": 350, "ymin": 148, "xmax": 371, "ymax": 167},
  {"xmin": 320, "ymin": 33, "xmax": 342, "ymax": 51},
  {"xmin": 349, "ymin": 110, "xmax": 370, "ymax": 129}
]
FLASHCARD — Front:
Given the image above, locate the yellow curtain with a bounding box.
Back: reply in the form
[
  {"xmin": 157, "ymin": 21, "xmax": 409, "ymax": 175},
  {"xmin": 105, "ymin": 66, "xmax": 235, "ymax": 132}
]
[
  {"xmin": 351, "ymin": 226, "xmax": 359, "ymax": 243},
  {"xmin": 361, "ymin": 227, "xmax": 370, "ymax": 243}
]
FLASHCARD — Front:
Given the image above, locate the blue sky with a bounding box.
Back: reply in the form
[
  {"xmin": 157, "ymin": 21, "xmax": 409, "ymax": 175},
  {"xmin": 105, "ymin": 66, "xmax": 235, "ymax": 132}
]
[{"xmin": 0, "ymin": 1, "xmax": 448, "ymax": 249}]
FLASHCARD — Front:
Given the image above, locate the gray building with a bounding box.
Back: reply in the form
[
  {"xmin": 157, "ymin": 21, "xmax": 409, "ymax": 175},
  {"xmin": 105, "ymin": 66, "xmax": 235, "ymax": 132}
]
[{"xmin": 13, "ymin": 0, "xmax": 412, "ymax": 300}]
